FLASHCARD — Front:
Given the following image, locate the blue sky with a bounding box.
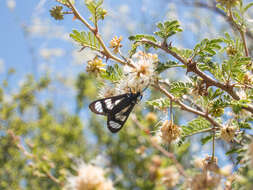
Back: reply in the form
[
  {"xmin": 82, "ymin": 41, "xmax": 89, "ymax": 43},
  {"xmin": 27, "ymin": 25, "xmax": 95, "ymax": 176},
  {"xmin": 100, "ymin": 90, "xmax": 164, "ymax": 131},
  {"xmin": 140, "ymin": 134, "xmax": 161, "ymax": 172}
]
[{"xmin": 1, "ymin": 0, "xmax": 252, "ymax": 167}]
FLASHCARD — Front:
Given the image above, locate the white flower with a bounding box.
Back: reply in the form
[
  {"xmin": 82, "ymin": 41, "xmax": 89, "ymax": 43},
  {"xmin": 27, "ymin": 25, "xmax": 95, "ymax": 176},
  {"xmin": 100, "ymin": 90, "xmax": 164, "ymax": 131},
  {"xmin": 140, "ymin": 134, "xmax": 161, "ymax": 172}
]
[
  {"xmin": 65, "ymin": 161, "xmax": 114, "ymax": 190},
  {"xmin": 117, "ymin": 51, "xmax": 158, "ymax": 93},
  {"xmin": 98, "ymin": 85, "xmax": 116, "ymax": 98},
  {"xmin": 237, "ymin": 89, "xmax": 247, "ymax": 99}
]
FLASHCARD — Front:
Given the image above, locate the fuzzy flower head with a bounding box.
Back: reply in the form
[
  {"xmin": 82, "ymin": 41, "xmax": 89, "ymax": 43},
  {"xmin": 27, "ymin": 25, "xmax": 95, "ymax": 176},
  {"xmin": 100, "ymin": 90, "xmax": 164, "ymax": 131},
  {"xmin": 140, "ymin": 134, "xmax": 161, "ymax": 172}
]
[
  {"xmin": 117, "ymin": 51, "xmax": 158, "ymax": 93},
  {"xmin": 98, "ymin": 85, "xmax": 116, "ymax": 98},
  {"xmin": 160, "ymin": 120, "xmax": 181, "ymax": 144},
  {"xmin": 65, "ymin": 161, "xmax": 114, "ymax": 190},
  {"xmin": 109, "ymin": 36, "xmax": 123, "ymax": 54},
  {"xmin": 221, "ymin": 124, "xmax": 238, "ymax": 142},
  {"xmin": 243, "ymin": 71, "xmax": 253, "ymax": 85},
  {"xmin": 161, "ymin": 166, "xmax": 180, "ymax": 188},
  {"xmin": 86, "ymin": 57, "xmax": 106, "ymax": 76},
  {"xmin": 190, "ymin": 172, "xmax": 221, "ymax": 190}
]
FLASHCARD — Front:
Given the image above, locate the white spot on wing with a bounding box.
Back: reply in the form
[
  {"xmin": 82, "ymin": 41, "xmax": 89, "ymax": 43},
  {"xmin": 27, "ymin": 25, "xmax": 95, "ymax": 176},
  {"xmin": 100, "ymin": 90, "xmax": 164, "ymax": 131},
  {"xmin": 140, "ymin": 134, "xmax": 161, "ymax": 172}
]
[
  {"xmin": 95, "ymin": 101, "xmax": 103, "ymax": 113},
  {"xmin": 115, "ymin": 98, "xmax": 123, "ymax": 105},
  {"xmin": 109, "ymin": 121, "xmax": 121, "ymax": 129},
  {"xmin": 105, "ymin": 99, "xmax": 113, "ymax": 110},
  {"xmin": 115, "ymin": 113, "xmax": 126, "ymax": 121}
]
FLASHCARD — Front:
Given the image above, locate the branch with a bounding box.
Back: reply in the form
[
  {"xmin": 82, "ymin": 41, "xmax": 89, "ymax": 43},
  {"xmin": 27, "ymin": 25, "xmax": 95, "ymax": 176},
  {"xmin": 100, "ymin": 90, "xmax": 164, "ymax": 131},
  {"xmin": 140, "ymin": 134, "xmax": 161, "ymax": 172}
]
[
  {"xmin": 131, "ymin": 115, "xmax": 187, "ymax": 178},
  {"xmin": 180, "ymin": 0, "xmax": 253, "ymax": 42},
  {"xmin": 65, "ymin": 0, "xmax": 135, "ymax": 68},
  {"xmin": 7, "ymin": 130, "xmax": 63, "ymax": 187},
  {"xmin": 139, "ymin": 39, "xmax": 253, "ymax": 114},
  {"xmin": 154, "ymin": 83, "xmax": 223, "ymax": 128}
]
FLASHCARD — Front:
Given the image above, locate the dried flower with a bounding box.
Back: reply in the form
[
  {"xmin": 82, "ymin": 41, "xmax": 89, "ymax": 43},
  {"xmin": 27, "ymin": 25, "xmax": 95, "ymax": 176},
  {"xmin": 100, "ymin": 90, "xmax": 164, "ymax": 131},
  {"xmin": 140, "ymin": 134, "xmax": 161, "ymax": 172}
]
[
  {"xmin": 243, "ymin": 71, "xmax": 253, "ymax": 85},
  {"xmin": 160, "ymin": 120, "xmax": 181, "ymax": 144},
  {"xmin": 225, "ymin": 175, "xmax": 236, "ymax": 190},
  {"xmin": 109, "ymin": 36, "xmax": 123, "ymax": 54},
  {"xmin": 191, "ymin": 172, "xmax": 221, "ymax": 190},
  {"xmin": 98, "ymin": 86, "xmax": 116, "ymax": 98},
  {"xmin": 135, "ymin": 145, "xmax": 146, "ymax": 155},
  {"xmin": 193, "ymin": 157, "xmax": 204, "ymax": 169},
  {"xmin": 202, "ymin": 155, "xmax": 219, "ymax": 173},
  {"xmin": 86, "ymin": 57, "xmax": 106, "ymax": 76},
  {"xmin": 65, "ymin": 161, "xmax": 114, "ymax": 190},
  {"xmin": 151, "ymin": 155, "xmax": 162, "ymax": 167},
  {"xmin": 146, "ymin": 112, "xmax": 157, "ymax": 123},
  {"xmin": 221, "ymin": 124, "xmax": 237, "ymax": 142},
  {"xmin": 220, "ymin": 165, "xmax": 232, "ymax": 177},
  {"xmin": 161, "ymin": 166, "xmax": 179, "ymax": 188},
  {"xmin": 148, "ymin": 155, "xmax": 162, "ymax": 180},
  {"xmin": 50, "ymin": 6, "xmax": 64, "ymax": 20}
]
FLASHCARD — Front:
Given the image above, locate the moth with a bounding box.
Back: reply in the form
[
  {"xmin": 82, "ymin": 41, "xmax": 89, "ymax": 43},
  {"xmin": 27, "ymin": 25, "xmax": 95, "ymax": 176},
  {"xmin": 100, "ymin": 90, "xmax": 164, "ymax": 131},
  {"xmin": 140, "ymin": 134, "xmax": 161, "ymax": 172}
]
[{"xmin": 89, "ymin": 91, "xmax": 142, "ymax": 133}]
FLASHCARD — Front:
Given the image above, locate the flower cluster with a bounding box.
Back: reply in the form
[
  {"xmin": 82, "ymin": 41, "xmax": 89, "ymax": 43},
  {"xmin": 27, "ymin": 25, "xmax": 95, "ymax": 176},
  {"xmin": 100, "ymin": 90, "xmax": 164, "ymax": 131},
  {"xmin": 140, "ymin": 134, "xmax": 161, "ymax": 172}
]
[
  {"xmin": 116, "ymin": 51, "xmax": 158, "ymax": 94},
  {"xmin": 160, "ymin": 120, "xmax": 181, "ymax": 144},
  {"xmin": 98, "ymin": 51, "xmax": 158, "ymax": 97},
  {"xmin": 190, "ymin": 155, "xmax": 221, "ymax": 190},
  {"xmin": 109, "ymin": 36, "xmax": 123, "ymax": 54},
  {"xmin": 65, "ymin": 161, "xmax": 114, "ymax": 190},
  {"xmin": 161, "ymin": 166, "xmax": 179, "ymax": 188},
  {"xmin": 221, "ymin": 124, "xmax": 237, "ymax": 142},
  {"xmin": 86, "ymin": 57, "xmax": 106, "ymax": 76}
]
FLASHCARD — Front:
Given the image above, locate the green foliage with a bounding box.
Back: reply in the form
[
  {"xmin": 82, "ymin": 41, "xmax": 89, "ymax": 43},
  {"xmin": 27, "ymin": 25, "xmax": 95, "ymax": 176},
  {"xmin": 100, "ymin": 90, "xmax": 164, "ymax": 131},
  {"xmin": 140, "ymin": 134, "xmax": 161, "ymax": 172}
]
[
  {"xmin": 169, "ymin": 81, "xmax": 192, "ymax": 97},
  {"xmin": 155, "ymin": 60, "xmax": 184, "ymax": 73},
  {"xmin": 128, "ymin": 34, "xmax": 157, "ymax": 57},
  {"xmin": 69, "ymin": 30, "xmax": 101, "ymax": 50},
  {"xmin": 181, "ymin": 117, "xmax": 211, "ymax": 138},
  {"xmin": 154, "ymin": 20, "xmax": 182, "ymax": 39},
  {"xmin": 85, "ymin": 0, "xmax": 107, "ymax": 23},
  {"xmin": 146, "ymin": 98, "xmax": 179, "ymax": 110},
  {"xmin": 101, "ymin": 64, "xmax": 123, "ymax": 82},
  {"xmin": 193, "ymin": 38, "xmax": 223, "ymax": 57},
  {"xmin": 128, "ymin": 34, "xmax": 157, "ymax": 42}
]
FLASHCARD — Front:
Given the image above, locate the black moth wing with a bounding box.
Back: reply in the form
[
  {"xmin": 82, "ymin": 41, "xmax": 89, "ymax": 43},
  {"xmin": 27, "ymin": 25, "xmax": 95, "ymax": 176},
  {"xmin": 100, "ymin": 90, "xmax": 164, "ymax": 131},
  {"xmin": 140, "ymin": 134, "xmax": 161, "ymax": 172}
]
[
  {"xmin": 107, "ymin": 102, "xmax": 136, "ymax": 133},
  {"xmin": 107, "ymin": 92, "xmax": 140, "ymax": 133},
  {"xmin": 89, "ymin": 94, "xmax": 129, "ymax": 116}
]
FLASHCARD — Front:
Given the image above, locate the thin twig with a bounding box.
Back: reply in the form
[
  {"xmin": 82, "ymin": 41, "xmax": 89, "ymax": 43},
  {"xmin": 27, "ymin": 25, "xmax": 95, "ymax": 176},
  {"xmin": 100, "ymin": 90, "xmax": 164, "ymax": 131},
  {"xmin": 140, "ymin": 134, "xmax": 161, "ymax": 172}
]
[
  {"xmin": 65, "ymin": 0, "xmax": 135, "ymax": 68},
  {"xmin": 154, "ymin": 83, "xmax": 223, "ymax": 128},
  {"xmin": 131, "ymin": 115, "xmax": 187, "ymax": 178},
  {"xmin": 139, "ymin": 39, "xmax": 253, "ymax": 114},
  {"xmin": 7, "ymin": 130, "xmax": 63, "ymax": 186}
]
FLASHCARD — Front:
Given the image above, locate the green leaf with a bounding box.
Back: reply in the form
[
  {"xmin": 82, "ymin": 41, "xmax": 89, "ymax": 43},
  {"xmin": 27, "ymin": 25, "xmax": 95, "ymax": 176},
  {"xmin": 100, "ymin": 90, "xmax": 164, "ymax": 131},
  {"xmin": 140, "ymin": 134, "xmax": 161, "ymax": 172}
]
[
  {"xmin": 169, "ymin": 81, "xmax": 192, "ymax": 97},
  {"xmin": 154, "ymin": 20, "xmax": 182, "ymax": 40},
  {"xmin": 181, "ymin": 117, "xmax": 211, "ymax": 138},
  {"xmin": 69, "ymin": 30, "xmax": 101, "ymax": 50},
  {"xmin": 128, "ymin": 34, "xmax": 157, "ymax": 42},
  {"xmin": 244, "ymin": 2, "xmax": 253, "ymax": 12},
  {"xmin": 85, "ymin": 0, "xmax": 106, "ymax": 23},
  {"xmin": 155, "ymin": 61, "xmax": 183, "ymax": 73},
  {"xmin": 146, "ymin": 98, "xmax": 180, "ymax": 109},
  {"xmin": 226, "ymin": 148, "xmax": 245, "ymax": 155},
  {"xmin": 201, "ymin": 135, "xmax": 212, "ymax": 145},
  {"xmin": 101, "ymin": 64, "xmax": 123, "ymax": 82}
]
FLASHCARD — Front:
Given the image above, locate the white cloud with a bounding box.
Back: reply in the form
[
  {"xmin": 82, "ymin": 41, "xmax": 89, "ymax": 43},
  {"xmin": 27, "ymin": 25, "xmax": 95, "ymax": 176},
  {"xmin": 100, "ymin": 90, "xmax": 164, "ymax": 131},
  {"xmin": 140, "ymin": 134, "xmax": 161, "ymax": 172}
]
[
  {"xmin": 6, "ymin": 0, "xmax": 16, "ymax": 11},
  {"xmin": 0, "ymin": 58, "xmax": 5, "ymax": 73},
  {"xmin": 39, "ymin": 48, "xmax": 65, "ymax": 60}
]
